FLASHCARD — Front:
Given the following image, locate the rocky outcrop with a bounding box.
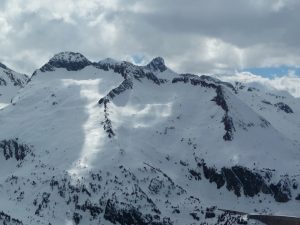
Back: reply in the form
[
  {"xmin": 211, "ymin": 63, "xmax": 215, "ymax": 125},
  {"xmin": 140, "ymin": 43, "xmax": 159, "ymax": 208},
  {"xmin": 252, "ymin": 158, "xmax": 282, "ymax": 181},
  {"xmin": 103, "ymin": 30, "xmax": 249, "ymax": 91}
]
[
  {"xmin": 212, "ymin": 86, "xmax": 235, "ymax": 141},
  {"xmin": 274, "ymin": 102, "xmax": 293, "ymax": 114},
  {"xmin": 262, "ymin": 100, "xmax": 272, "ymax": 105},
  {"xmin": 200, "ymin": 75, "xmax": 237, "ymax": 93},
  {"xmin": 1, "ymin": 70, "xmax": 28, "ymax": 87},
  {"xmin": 196, "ymin": 159, "xmax": 294, "ymax": 202},
  {"xmin": 98, "ymin": 79, "xmax": 134, "ymax": 138},
  {"xmin": 40, "ymin": 52, "xmax": 92, "ymax": 72},
  {"xmin": 100, "ymin": 99, "xmax": 115, "ymax": 138},
  {"xmin": 0, "ymin": 62, "xmax": 9, "ymax": 70},
  {"xmin": 172, "ymin": 75, "xmax": 235, "ymax": 141},
  {"xmin": 96, "ymin": 60, "xmax": 166, "ymax": 85},
  {"xmin": 145, "ymin": 57, "xmax": 167, "ymax": 73},
  {"xmin": 270, "ymin": 177, "xmax": 292, "ymax": 202},
  {"xmin": 104, "ymin": 197, "xmax": 172, "ymax": 225},
  {"xmin": 212, "ymin": 86, "xmax": 228, "ymax": 112},
  {"xmin": 101, "ymin": 79, "xmax": 133, "ymax": 102},
  {"xmin": 172, "ymin": 74, "xmax": 218, "ymax": 89},
  {"xmin": 0, "ymin": 63, "xmax": 28, "ymax": 87},
  {"xmin": 202, "ymin": 164, "xmax": 225, "ymax": 189},
  {"xmin": 44, "ymin": 166, "xmax": 179, "ymax": 225},
  {"xmin": 96, "ymin": 60, "xmax": 129, "ymax": 79},
  {"xmin": 0, "ymin": 77, "xmax": 7, "ymax": 86},
  {"xmin": 0, "ymin": 211, "xmax": 23, "ymax": 225},
  {"xmin": 261, "ymin": 100, "xmax": 294, "ymax": 114},
  {"xmin": 0, "ymin": 139, "xmax": 31, "ymax": 161}
]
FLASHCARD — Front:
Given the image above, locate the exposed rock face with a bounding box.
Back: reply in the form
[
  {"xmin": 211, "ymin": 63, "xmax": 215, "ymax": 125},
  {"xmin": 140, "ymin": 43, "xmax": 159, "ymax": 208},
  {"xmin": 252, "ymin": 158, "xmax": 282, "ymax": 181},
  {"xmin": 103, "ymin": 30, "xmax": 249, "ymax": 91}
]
[
  {"xmin": 262, "ymin": 100, "xmax": 272, "ymax": 105},
  {"xmin": 212, "ymin": 86, "xmax": 229, "ymax": 112},
  {"xmin": 101, "ymin": 99, "xmax": 115, "ymax": 138},
  {"xmin": 202, "ymin": 164, "xmax": 225, "ymax": 189},
  {"xmin": 0, "ymin": 63, "xmax": 28, "ymax": 88},
  {"xmin": 146, "ymin": 57, "xmax": 167, "ymax": 73},
  {"xmin": 198, "ymin": 160, "xmax": 293, "ymax": 202},
  {"xmin": 4, "ymin": 70, "xmax": 27, "ymax": 87},
  {"xmin": 104, "ymin": 196, "xmax": 171, "ymax": 225},
  {"xmin": 0, "ymin": 62, "xmax": 9, "ymax": 70},
  {"xmin": 270, "ymin": 178, "xmax": 292, "ymax": 202},
  {"xmin": 0, "ymin": 77, "xmax": 7, "ymax": 86},
  {"xmin": 221, "ymin": 115, "xmax": 235, "ymax": 141},
  {"xmin": 173, "ymin": 74, "xmax": 218, "ymax": 89},
  {"xmin": 96, "ymin": 60, "xmax": 129, "ymax": 79},
  {"xmin": 0, "ymin": 70, "xmax": 27, "ymax": 87},
  {"xmin": 260, "ymin": 100, "xmax": 294, "ymax": 114},
  {"xmin": 41, "ymin": 165, "xmax": 179, "ymax": 225},
  {"xmin": 40, "ymin": 52, "xmax": 92, "ymax": 72},
  {"xmin": 98, "ymin": 78, "xmax": 134, "ymax": 138},
  {"xmin": 0, "ymin": 211, "xmax": 23, "ymax": 225},
  {"xmin": 212, "ymin": 86, "xmax": 235, "ymax": 141},
  {"xmin": 200, "ymin": 75, "xmax": 237, "ymax": 93},
  {"xmin": 0, "ymin": 139, "xmax": 31, "ymax": 161},
  {"xmin": 231, "ymin": 166, "xmax": 272, "ymax": 197},
  {"xmin": 105, "ymin": 79, "xmax": 133, "ymax": 100},
  {"xmin": 98, "ymin": 60, "xmax": 166, "ymax": 85},
  {"xmin": 274, "ymin": 102, "xmax": 293, "ymax": 113}
]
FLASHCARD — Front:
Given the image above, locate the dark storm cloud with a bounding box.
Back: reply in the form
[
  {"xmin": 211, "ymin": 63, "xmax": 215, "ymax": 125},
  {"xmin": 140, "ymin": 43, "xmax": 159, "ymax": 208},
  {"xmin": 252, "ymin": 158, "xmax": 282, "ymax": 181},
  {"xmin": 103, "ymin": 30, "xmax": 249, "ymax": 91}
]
[
  {"xmin": 129, "ymin": 0, "xmax": 296, "ymax": 47},
  {"xmin": 0, "ymin": 0, "xmax": 299, "ymax": 75}
]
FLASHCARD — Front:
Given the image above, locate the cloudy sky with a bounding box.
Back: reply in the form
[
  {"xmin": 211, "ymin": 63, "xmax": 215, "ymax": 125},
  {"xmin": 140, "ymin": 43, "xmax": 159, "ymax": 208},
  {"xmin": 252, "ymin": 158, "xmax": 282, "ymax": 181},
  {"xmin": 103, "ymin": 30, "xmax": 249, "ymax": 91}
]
[{"xmin": 1, "ymin": 0, "xmax": 300, "ymax": 78}]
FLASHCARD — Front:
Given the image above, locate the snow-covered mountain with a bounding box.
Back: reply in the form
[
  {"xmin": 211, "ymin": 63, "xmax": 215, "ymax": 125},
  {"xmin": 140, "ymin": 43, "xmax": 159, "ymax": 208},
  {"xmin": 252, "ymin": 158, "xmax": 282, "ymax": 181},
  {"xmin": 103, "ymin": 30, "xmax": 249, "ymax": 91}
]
[
  {"xmin": 0, "ymin": 52, "xmax": 299, "ymax": 225},
  {"xmin": 0, "ymin": 62, "xmax": 28, "ymax": 109}
]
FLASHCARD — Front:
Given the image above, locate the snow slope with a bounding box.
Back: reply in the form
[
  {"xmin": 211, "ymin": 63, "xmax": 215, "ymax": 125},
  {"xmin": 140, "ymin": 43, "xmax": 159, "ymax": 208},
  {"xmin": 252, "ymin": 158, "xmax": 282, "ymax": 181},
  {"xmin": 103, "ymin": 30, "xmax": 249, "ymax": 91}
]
[
  {"xmin": 0, "ymin": 52, "xmax": 299, "ymax": 225},
  {"xmin": 0, "ymin": 62, "xmax": 28, "ymax": 109},
  {"xmin": 217, "ymin": 76, "xmax": 300, "ymax": 145}
]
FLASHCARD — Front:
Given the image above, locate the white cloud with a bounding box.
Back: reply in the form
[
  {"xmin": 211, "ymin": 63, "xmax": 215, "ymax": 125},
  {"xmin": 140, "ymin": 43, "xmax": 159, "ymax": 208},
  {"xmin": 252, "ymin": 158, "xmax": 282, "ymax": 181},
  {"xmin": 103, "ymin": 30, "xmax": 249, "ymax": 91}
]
[
  {"xmin": 218, "ymin": 72, "xmax": 300, "ymax": 98},
  {"xmin": 0, "ymin": 16, "xmax": 11, "ymax": 42},
  {"xmin": 0, "ymin": 0, "xmax": 300, "ymax": 77}
]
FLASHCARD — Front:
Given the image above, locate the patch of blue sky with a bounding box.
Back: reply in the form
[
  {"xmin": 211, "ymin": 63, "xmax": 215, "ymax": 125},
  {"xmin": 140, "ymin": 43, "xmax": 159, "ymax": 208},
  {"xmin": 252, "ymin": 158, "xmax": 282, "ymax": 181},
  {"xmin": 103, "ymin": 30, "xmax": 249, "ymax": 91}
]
[
  {"xmin": 241, "ymin": 65, "xmax": 300, "ymax": 77},
  {"xmin": 131, "ymin": 53, "xmax": 148, "ymax": 65}
]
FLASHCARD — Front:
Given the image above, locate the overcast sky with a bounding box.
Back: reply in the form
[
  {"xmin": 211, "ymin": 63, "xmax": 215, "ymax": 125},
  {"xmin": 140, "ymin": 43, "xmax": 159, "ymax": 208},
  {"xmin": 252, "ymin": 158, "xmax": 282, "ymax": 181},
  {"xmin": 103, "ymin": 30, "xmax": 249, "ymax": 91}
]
[{"xmin": 1, "ymin": 0, "xmax": 300, "ymax": 76}]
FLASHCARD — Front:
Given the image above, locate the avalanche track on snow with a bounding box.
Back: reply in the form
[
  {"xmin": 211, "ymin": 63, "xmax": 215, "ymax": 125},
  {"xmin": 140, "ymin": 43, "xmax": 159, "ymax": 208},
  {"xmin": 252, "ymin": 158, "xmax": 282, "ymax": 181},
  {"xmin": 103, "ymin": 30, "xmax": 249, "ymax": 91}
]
[{"xmin": 0, "ymin": 52, "xmax": 299, "ymax": 225}]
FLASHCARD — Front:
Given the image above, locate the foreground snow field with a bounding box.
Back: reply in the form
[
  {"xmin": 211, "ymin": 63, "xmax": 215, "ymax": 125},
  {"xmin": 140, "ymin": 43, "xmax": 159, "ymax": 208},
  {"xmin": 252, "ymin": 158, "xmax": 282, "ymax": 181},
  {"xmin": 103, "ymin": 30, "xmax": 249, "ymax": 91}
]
[{"xmin": 0, "ymin": 52, "xmax": 299, "ymax": 225}]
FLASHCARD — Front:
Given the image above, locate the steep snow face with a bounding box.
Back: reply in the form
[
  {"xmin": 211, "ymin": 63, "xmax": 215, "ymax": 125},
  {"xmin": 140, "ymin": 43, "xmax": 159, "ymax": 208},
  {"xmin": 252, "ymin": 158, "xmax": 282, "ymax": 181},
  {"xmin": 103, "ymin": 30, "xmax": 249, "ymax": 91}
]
[
  {"xmin": 214, "ymin": 76, "xmax": 300, "ymax": 145},
  {"xmin": 213, "ymin": 73, "xmax": 300, "ymax": 144},
  {"xmin": 0, "ymin": 62, "xmax": 28, "ymax": 109},
  {"xmin": 0, "ymin": 54, "xmax": 299, "ymax": 225}
]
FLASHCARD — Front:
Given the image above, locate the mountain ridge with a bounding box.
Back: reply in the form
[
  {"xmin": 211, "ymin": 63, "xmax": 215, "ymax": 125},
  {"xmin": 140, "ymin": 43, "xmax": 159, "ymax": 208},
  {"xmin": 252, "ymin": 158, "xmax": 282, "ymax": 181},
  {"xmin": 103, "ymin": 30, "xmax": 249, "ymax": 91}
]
[
  {"xmin": 0, "ymin": 51, "xmax": 299, "ymax": 225},
  {"xmin": 0, "ymin": 62, "xmax": 28, "ymax": 109}
]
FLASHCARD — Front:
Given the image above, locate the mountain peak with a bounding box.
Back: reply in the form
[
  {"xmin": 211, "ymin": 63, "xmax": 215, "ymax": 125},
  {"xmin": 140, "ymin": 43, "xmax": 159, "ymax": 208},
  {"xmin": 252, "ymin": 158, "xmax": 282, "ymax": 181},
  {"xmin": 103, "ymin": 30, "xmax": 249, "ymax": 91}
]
[
  {"xmin": 49, "ymin": 52, "xmax": 89, "ymax": 63},
  {"xmin": 41, "ymin": 51, "xmax": 92, "ymax": 72},
  {"xmin": 146, "ymin": 57, "xmax": 167, "ymax": 72}
]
